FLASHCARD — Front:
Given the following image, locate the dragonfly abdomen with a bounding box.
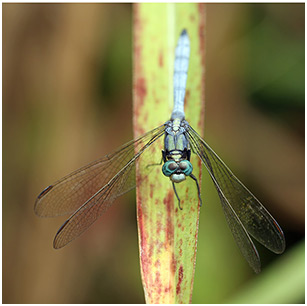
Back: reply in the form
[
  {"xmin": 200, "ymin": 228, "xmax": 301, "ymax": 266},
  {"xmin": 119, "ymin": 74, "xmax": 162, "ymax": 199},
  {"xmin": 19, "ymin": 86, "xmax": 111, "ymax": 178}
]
[{"xmin": 172, "ymin": 29, "xmax": 190, "ymax": 120}]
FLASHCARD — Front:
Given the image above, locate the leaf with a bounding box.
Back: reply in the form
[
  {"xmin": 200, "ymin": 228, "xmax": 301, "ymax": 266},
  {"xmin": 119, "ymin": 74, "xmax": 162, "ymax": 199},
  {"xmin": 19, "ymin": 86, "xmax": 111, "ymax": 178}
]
[
  {"xmin": 133, "ymin": 3, "xmax": 206, "ymax": 303},
  {"xmin": 227, "ymin": 240, "xmax": 305, "ymax": 304}
]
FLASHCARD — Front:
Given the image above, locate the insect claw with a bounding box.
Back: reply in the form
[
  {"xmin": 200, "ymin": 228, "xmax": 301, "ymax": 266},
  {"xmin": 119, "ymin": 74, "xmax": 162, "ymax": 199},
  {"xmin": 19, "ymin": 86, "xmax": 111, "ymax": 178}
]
[
  {"xmin": 172, "ymin": 182, "xmax": 182, "ymax": 209},
  {"xmin": 190, "ymin": 174, "xmax": 202, "ymax": 207}
]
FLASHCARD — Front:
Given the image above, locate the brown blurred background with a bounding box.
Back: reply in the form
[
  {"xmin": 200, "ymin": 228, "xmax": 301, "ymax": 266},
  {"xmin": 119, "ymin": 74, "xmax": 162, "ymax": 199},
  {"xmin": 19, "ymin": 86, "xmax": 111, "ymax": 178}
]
[{"xmin": 3, "ymin": 3, "xmax": 304, "ymax": 303}]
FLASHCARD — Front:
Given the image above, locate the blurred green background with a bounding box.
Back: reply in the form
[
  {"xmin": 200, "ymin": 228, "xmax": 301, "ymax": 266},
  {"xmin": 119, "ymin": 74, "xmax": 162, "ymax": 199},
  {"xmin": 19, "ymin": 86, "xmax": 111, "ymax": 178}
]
[{"xmin": 3, "ymin": 3, "xmax": 304, "ymax": 303}]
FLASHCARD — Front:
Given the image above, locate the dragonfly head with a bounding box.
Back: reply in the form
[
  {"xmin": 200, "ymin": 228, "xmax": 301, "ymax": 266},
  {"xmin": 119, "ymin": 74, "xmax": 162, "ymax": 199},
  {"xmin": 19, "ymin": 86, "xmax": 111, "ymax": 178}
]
[{"xmin": 162, "ymin": 160, "xmax": 193, "ymax": 183}]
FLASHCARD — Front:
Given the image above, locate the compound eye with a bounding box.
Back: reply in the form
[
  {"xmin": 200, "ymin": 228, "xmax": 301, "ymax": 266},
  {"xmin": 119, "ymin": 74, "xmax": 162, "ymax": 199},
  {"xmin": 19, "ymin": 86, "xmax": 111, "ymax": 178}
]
[
  {"xmin": 179, "ymin": 160, "xmax": 193, "ymax": 176},
  {"xmin": 162, "ymin": 160, "xmax": 178, "ymax": 177}
]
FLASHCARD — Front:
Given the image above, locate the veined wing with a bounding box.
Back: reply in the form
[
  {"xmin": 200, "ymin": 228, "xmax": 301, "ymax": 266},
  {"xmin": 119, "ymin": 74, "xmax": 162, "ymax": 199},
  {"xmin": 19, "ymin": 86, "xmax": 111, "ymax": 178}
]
[
  {"xmin": 35, "ymin": 125, "xmax": 165, "ymax": 217},
  {"xmin": 187, "ymin": 125, "xmax": 285, "ymax": 273},
  {"xmin": 35, "ymin": 124, "xmax": 165, "ymax": 248}
]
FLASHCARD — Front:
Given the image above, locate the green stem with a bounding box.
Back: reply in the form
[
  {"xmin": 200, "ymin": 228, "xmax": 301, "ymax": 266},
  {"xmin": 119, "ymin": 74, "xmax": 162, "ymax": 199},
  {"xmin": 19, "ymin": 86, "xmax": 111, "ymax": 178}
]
[{"xmin": 133, "ymin": 3, "xmax": 206, "ymax": 303}]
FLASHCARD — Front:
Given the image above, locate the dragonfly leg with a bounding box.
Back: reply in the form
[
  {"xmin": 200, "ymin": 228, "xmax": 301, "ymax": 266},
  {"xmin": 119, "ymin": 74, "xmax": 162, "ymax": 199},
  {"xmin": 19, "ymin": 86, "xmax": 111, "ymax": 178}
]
[
  {"xmin": 190, "ymin": 174, "xmax": 202, "ymax": 207},
  {"xmin": 172, "ymin": 182, "xmax": 182, "ymax": 210},
  {"xmin": 146, "ymin": 156, "xmax": 163, "ymax": 168}
]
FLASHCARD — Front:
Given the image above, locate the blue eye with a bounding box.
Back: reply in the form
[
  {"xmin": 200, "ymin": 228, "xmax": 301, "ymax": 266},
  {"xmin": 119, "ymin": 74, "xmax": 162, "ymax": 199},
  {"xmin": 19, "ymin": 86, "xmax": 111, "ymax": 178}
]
[
  {"xmin": 162, "ymin": 161, "xmax": 178, "ymax": 177},
  {"xmin": 179, "ymin": 160, "xmax": 193, "ymax": 176}
]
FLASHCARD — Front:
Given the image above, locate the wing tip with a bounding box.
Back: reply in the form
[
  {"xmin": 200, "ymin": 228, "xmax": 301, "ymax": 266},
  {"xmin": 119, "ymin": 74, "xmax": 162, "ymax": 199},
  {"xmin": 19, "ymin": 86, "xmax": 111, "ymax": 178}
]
[
  {"xmin": 34, "ymin": 185, "xmax": 54, "ymax": 216},
  {"xmin": 53, "ymin": 219, "xmax": 70, "ymax": 249}
]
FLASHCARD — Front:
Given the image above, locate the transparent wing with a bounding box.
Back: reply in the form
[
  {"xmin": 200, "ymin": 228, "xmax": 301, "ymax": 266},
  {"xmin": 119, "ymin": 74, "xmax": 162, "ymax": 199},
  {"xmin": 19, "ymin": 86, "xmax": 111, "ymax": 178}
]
[
  {"xmin": 187, "ymin": 126, "xmax": 285, "ymax": 273},
  {"xmin": 35, "ymin": 124, "xmax": 165, "ymax": 248}
]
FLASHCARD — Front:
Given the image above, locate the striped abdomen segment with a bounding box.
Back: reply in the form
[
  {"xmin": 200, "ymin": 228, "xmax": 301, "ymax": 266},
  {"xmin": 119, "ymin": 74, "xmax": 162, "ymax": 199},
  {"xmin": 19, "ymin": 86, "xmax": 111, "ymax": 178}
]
[{"xmin": 172, "ymin": 29, "xmax": 190, "ymax": 120}]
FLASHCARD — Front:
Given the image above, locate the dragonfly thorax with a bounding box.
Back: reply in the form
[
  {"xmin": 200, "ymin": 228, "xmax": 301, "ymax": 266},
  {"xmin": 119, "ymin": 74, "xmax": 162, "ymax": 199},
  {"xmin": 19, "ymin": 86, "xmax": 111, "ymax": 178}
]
[
  {"xmin": 164, "ymin": 119, "xmax": 190, "ymax": 156},
  {"xmin": 163, "ymin": 118, "xmax": 192, "ymax": 182}
]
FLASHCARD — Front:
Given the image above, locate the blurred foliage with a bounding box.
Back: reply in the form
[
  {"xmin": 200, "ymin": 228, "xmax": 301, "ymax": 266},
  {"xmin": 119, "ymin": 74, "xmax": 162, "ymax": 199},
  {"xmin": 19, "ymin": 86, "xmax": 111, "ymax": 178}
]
[
  {"xmin": 95, "ymin": 5, "xmax": 132, "ymax": 111},
  {"xmin": 246, "ymin": 4, "xmax": 304, "ymax": 133},
  {"xmin": 3, "ymin": 3, "xmax": 304, "ymax": 304},
  {"xmin": 227, "ymin": 240, "xmax": 305, "ymax": 303}
]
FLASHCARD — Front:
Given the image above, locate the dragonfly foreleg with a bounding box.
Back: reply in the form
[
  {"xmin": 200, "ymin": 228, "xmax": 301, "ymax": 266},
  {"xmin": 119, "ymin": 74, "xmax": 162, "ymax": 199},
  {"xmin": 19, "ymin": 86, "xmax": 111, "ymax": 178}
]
[
  {"xmin": 172, "ymin": 181, "xmax": 182, "ymax": 210},
  {"xmin": 146, "ymin": 156, "xmax": 163, "ymax": 168},
  {"xmin": 190, "ymin": 174, "xmax": 202, "ymax": 207}
]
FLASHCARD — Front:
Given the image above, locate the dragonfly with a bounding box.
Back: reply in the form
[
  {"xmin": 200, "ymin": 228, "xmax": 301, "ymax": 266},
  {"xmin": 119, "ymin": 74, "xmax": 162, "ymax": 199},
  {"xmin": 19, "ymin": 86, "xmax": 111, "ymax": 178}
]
[{"xmin": 35, "ymin": 29, "xmax": 285, "ymax": 273}]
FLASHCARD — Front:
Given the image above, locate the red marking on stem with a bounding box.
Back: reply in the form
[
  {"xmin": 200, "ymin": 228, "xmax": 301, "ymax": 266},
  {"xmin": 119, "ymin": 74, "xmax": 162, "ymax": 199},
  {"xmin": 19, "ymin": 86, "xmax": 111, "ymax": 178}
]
[
  {"xmin": 159, "ymin": 50, "xmax": 164, "ymax": 67},
  {"xmin": 184, "ymin": 89, "xmax": 191, "ymax": 109},
  {"xmin": 137, "ymin": 203, "xmax": 150, "ymax": 281},
  {"xmin": 136, "ymin": 173, "xmax": 149, "ymax": 195},
  {"xmin": 150, "ymin": 183, "xmax": 154, "ymax": 199},
  {"xmin": 155, "ymin": 271, "xmax": 162, "ymax": 294},
  {"xmin": 133, "ymin": 5, "xmax": 148, "ymax": 136},
  {"xmin": 176, "ymin": 266, "xmax": 184, "ymax": 295},
  {"xmin": 135, "ymin": 77, "xmax": 147, "ymax": 109},
  {"xmin": 179, "ymin": 238, "xmax": 183, "ymax": 257},
  {"xmin": 171, "ymin": 253, "xmax": 177, "ymax": 275},
  {"xmin": 155, "ymin": 259, "xmax": 161, "ymax": 268},
  {"xmin": 136, "ymin": 173, "xmax": 152, "ymax": 288},
  {"xmin": 148, "ymin": 242, "xmax": 154, "ymax": 257},
  {"xmin": 135, "ymin": 171, "xmax": 142, "ymax": 187}
]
